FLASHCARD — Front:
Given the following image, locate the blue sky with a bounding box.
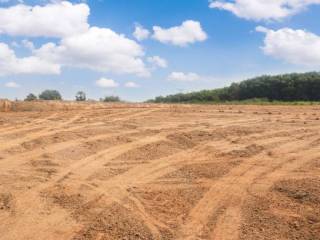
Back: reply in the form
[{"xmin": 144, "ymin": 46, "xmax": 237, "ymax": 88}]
[{"xmin": 0, "ymin": 0, "xmax": 320, "ymax": 101}]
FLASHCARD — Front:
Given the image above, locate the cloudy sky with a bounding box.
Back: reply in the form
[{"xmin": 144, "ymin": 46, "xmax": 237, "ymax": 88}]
[{"xmin": 0, "ymin": 0, "xmax": 319, "ymax": 101}]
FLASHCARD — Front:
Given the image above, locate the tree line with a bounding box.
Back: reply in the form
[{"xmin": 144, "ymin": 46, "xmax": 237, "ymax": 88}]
[
  {"xmin": 24, "ymin": 90, "xmax": 121, "ymax": 102},
  {"xmin": 148, "ymin": 72, "xmax": 320, "ymax": 103}
]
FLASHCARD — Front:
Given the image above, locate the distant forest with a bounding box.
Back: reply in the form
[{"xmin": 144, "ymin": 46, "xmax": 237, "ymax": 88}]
[{"xmin": 148, "ymin": 72, "xmax": 320, "ymax": 103}]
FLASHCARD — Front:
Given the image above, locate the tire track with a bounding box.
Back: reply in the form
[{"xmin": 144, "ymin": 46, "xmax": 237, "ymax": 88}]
[
  {"xmin": 0, "ymin": 113, "xmax": 58, "ymax": 134},
  {"xmin": 0, "ymin": 129, "xmax": 141, "ymax": 172},
  {"xmin": 0, "ymin": 114, "xmax": 83, "ymax": 151},
  {"xmin": 1, "ymin": 104, "xmax": 319, "ymax": 240},
  {"xmin": 177, "ymin": 136, "xmax": 320, "ymax": 240},
  {"xmin": 0, "ymin": 124, "xmax": 212, "ymax": 240},
  {"xmin": 0, "ymin": 133, "xmax": 168, "ymax": 240},
  {"xmin": 0, "ymin": 108, "xmax": 156, "ymax": 152}
]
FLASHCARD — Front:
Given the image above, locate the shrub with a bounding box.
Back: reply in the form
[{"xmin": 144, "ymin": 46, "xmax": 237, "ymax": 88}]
[
  {"xmin": 25, "ymin": 93, "xmax": 37, "ymax": 101},
  {"xmin": 100, "ymin": 96, "xmax": 121, "ymax": 102},
  {"xmin": 75, "ymin": 91, "xmax": 86, "ymax": 101},
  {"xmin": 39, "ymin": 90, "xmax": 62, "ymax": 100}
]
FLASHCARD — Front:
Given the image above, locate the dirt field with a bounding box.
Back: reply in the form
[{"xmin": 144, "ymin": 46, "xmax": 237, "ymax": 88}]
[{"xmin": 0, "ymin": 103, "xmax": 320, "ymax": 240}]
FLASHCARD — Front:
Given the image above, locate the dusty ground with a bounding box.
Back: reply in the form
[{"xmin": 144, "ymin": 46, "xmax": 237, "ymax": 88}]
[{"xmin": 0, "ymin": 103, "xmax": 320, "ymax": 240}]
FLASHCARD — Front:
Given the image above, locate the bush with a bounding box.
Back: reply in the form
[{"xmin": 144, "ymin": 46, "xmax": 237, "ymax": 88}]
[
  {"xmin": 24, "ymin": 93, "xmax": 37, "ymax": 101},
  {"xmin": 100, "ymin": 96, "xmax": 121, "ymax": 102},
  {"xmin": 75, "ymin": 91, "xmax": 86, "ymax": 101},
  {"xmin": 39, "ymin": 90, "xmax": 62, "ymax": 100}
]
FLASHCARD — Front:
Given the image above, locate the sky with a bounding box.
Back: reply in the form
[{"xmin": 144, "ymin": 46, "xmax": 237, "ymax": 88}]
[{"xmin": 0, "ymin": 0, "xmax": 320, "ymax": 101}]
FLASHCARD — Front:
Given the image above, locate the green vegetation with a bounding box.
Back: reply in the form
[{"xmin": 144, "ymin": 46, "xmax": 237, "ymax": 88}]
[
  {"xmin": 39, "ymin": 90, "xmax": 62, "ymax": 100},
  {"xmin": 24, "ymin": 93, "xmax": 37, "ymax": 101},
  {"xmin": 75, "ymin": 91, "xmax": 86, "ymax": 101},
  {"xmin": 149, "ymin": 72, "xmax": 320, "ymax": 104},
  {"xmin": 100, "ymin": 96, "xmax": 121, "ymax": 102}
]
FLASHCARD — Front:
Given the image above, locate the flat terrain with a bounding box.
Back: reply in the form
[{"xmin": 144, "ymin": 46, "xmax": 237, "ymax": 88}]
[{"xmin": 0, "ymin": 104, "xmax": 320, "ymax": 240}]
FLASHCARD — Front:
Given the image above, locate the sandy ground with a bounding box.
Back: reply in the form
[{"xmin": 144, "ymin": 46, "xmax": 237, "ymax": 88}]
[{"xmin": 0, "ymin": 104, "xmax": 320, "ymax": 240}]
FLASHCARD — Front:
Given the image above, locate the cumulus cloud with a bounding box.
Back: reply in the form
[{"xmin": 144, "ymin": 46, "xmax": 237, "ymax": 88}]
[
  {"xmin": 168, "ymin": 72, "xmax": 200, "ymax": 82},
  {"xmin": 5, "ymin": 81, "xmax": 20, "ymax": 88},
  {"xmin": 152, "ymin": 20, "xmax": 207, "ymax": 47},
  {"xmin": 0, "ymin": 42, "xmax": 60, "ymax": 76},
  {"xmin": 0, "ymin": 1, "xmax": 203, "ymax": 77},
  {"xmin": 256, "ymin": 26, "xmax": 320, "ymax": 66},
  {"xmin": 34, "ymin": 27, "xmax": 149, "ymax": 76},
  {"xmin": 125, "ymin": 81, "xmax": 139, "ymax": 88},
  {"xmin": 147, "ymin": 56, "xmax": 168, "ymax": 68},
  {"xmin": 210, "ymin": 0, "xmax": 320, "ymax": 21},
  {"xmin": 133, "ymin": 24, "xmax": 150, "ymax": 41},
  {"xmin": 0, "ymin": 1, "xmax": 89, "ymax": 38},
  {"xmin": 0, "ymin": 1, "xmax": 151, "ymax": 77},
  {"xmin": 96, "ymin": 78, "xmax": 119, "ymax": 88}
]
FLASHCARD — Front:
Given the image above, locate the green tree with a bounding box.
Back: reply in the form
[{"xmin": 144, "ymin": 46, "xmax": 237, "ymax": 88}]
[
  {"xmin": 75, "ymin": 91, "xmax": 86, "ymax": 101},
  {"xmin": 100, "ymin": 96, "xmax": 121, "ymax": 102},
  {"xmin": 39, "ymin": 90, "xmax": 62, "ymax": 100},
  {"xmin": 24, "ymin": 93, "xmax": 37, "ymax": 101},
  {"xmin": 148, "ymin": 72, "xmax": 320, "ymax": 103}
]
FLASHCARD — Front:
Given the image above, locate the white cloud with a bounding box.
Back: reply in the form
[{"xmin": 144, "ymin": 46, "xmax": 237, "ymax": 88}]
[
  {"xmin": 125, "ymin": 81, "xmax": 139, "ymax": 88},
  {"xmin": 152, "ymin": 20, "xmax": 207, "ymax": 47},
  {"xmin": 21, "ymin": 39, "xmax": 34, "ymax": 50},
  {"xmin": 5, "ymin": 81, "xmax": 20, "ymax": 88},
  {"xmin": 147, "ymin": 56, "xmax": 168, "ymax": 68},
  {"xmin": 168, "ymin": 72, "xmax": 200, "ymax": 82},
  {"xmin": 0, "ymin": 42, "xmax": 60, "ymax": 76},
  {"xmin": 96, "ymin": 78, "xmax": 119, "ymax": 88},
  {"xmin": 210, "ymin": 0, "xmax": 320, "ymax": 21},
  {"xmin": 0, "ymin": 1, "xmax": 89, "ymax": 38},
  {"xmin": 256, "ymin": 26, "xmax": 320, "ymax": 66},
  {"xmin": 35, "ymin": 27, "xmax": 149, "ymax": 76},
  {"xmin": 133, "ymin": 24, "xmax": 150, "ymax": 41},
  {"xmin": 0, "ymin": 2, "xmax": 149, "ymax": 77}
]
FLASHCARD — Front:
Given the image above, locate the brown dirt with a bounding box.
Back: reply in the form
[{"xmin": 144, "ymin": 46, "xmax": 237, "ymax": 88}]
[
  {"xmin": 241, "ymin": 179, "xmax": 320, "ymax": 240},
  {"xmin": 0, "ymin": 102, "xmax": 320, "ymax": 240}
]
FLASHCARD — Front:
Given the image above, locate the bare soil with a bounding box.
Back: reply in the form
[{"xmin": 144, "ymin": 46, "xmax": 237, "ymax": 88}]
[{"xmin": 0, "ymin": 103, "xmax": 320, "ymax": 240}]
